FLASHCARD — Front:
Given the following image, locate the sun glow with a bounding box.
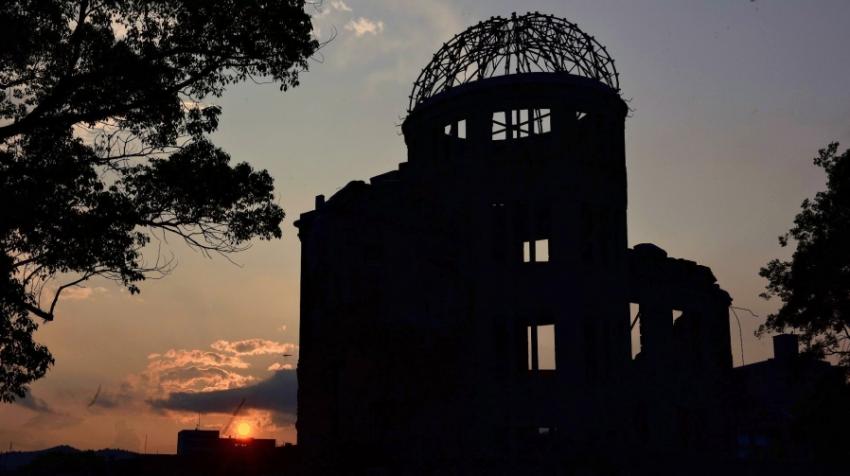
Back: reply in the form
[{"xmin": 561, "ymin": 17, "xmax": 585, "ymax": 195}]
[{"xmin": 236, "ymin": 422, "xmax": 251, "ymax": 438}]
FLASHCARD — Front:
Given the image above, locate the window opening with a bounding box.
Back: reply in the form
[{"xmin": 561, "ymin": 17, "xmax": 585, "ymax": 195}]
[
  {"xmin": 492, "ymin": 108, "xmax": 551, "ymax": 140},
  {"xmin": 444, "ymin": 118, "xmax": 467, "ymax": 139},
  {"xmin": 523, "ymin": 239, "xmax": 549, "ymax": 263},
  {"xmin": 536, "ymin": 239, "xmax": 549, "ymax": 262},
  {"xmin": 492, "ymin": 111, "xmax": 507, "ymax": 140},
  {"xmin": 527, "ymin": 323, "xmax": 556, "ymax": 370},
  {"xmin": 630, "ymin": 303, "xmax": 641, "ymax": 360}
]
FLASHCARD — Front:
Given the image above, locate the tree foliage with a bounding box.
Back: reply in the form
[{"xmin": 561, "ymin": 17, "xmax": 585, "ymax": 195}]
[
  {"xmin": 760, "ymin": 143, "xmax": 850, "ymax": 369},
  {"xmin": 0, "ymin": 0, "xmax": 318, "ymax": 401}
]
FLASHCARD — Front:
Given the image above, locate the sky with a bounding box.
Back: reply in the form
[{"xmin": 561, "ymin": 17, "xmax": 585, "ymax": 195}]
[{"xmin": 3, "ymin": 0, "xmax": 850, "ymax": 453}]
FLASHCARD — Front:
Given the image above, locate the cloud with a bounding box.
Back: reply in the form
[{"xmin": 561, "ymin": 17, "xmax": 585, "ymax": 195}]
[
  {"xmin": 27, "ymin": 411, "xmax": 82, "ymax": 430},
  {"xmin": 312, "ymin": 0, "xmax": 354, "ymax": 18},
  {"xmin": 62, "ymin": 287, "xmax": 94, "ymax": 301},
  {"xmin": 210, "ymin": 338, "xmax": 297, "ymax": 357},
  {"xmin": 15, "ymin": 392, "xmax": 83, "ymax": 430},
  {"xmin": 141, "ymin": 348, "xmax": 257, "ymax": 395},
  {"xmin": 345, "ymin": 17, "xmax": 385, "ymax": 37},
  {"xmin": 14, "ymin": 392, "xmax": 55, "ymax": 414},
  {"xmin": 308, "ymin": 0, "xmax": 467, "ymax": 88},
  {"xmin": 157, "ymin": 366, "xmax": 255, "ymax": 393},
  {"xmin": 95, "ymin": 338, "xmax": 297, "ymax": 412},
  {"xmin": 147, "ymin": 349, "xmax": 249, "ymax": 370},
  {"xmin": 266, "ymin": 362, "xmax": 293, "ymax": 371},
  {"xmin": 51, "ymin": 286, "xmax": 108, "ymax": 301},
  {"xmin": 150, "ymin": 370, "xmax": 297, "ymax": 425},
  {"xmin": 85, "ymin": 337, "xmax": 296, "ymax": 421},
  {"xmin": 330, "ymin": 0, "xmax": 352, "ymax": 12},
  {"xmin": 87, "ymin": 382, "xmax": 133, "ymax": 410},
  {"xmin": 71, "ymin": 117, "xmax": 122, "ymax": 143}
]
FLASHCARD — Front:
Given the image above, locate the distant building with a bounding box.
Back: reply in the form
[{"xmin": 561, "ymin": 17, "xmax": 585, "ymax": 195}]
[
  {"xmin": 176, "ymin": 430, "xmax": 275, "ymax": 456},
  {"xmin": 177, "ymin": 430, "xmax": 220, "ymax": 455},
  {"xmin": 732, "ymin": 334, "xmax": 846, "ymax": 460},
  {"xmin": 294, "ymin": 11, "xmax": 843, "ymax": 472}
]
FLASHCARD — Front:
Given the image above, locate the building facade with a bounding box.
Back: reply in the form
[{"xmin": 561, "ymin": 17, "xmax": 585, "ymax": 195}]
[{"xmin": 296, "ymin": 12, "xmax": 735, "ymax": 469}]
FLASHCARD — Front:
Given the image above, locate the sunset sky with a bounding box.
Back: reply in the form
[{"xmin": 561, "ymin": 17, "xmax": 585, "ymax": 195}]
[{"xmin": 3, "ymin": 0, "xmax": 850, "ymax": 453}]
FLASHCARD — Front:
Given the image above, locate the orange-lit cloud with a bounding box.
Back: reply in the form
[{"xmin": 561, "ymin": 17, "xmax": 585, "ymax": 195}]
[
  {"xmin": 210, "ymin": 338, "xmax": 297, "ymax": 357},
  {"xmin": 84, "ymin": 338, "xmax": 297, "ymax": 414},
  {"xmin": 141, "ymin": 341, "xmax": 299, "ymax": 426},
  {"xmin": 345, "ymin": 17, "xmax": 385, "ymax": 37},
  {"xmin": 266, "ymin": 362, "xmax": 293, "ymax": 371},
  {"xmin": 147, "ymin": 349, "xmax": 249, "ymax": 370}
]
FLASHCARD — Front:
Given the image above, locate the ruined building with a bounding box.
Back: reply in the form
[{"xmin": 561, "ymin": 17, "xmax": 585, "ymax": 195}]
[{"xmin": 296, "ymin": 13, "xmax": 735, "ymax": 468}]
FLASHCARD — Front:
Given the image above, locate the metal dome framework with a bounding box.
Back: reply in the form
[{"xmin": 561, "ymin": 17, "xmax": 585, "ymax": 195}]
[{"xmin": 408, "ymin": 12, "xmax": 620, "ymax": 112}]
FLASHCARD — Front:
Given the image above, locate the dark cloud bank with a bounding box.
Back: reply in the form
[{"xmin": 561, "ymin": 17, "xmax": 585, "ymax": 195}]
[{"xmin": 150, "ymin": 370, "xmax": 297, "ymax": 424}]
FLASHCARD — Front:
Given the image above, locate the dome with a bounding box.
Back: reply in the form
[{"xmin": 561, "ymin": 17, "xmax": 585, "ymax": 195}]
[{"xmin": 408, "ymin": 12, "xmax": 620, "ymax": 112}]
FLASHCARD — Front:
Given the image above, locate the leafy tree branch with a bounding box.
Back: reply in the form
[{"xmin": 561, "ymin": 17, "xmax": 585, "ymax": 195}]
[{"xmin": 0, "ymin": 0, "xmax": 319, "ymax": 400}]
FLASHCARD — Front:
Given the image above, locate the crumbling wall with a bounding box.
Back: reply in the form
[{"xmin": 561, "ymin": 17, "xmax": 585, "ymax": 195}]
[{"xmin": 626, "ymin": 243, "xmax": 734, "ymax": 456}]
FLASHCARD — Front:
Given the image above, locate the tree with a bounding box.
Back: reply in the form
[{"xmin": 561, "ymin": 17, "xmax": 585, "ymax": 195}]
[
  {"xmin": 0, "ymin": 0, "xmax": 318, "ymax": 401},
  {"xmin": 760, "ymin": 142, "xmax": 850, "ymax": 370}
]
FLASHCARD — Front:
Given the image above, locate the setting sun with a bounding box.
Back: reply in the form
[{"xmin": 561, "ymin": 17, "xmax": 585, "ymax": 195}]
[{"xmin": 236, "ymin": 422, "xmax": 251, "ymax": 438}]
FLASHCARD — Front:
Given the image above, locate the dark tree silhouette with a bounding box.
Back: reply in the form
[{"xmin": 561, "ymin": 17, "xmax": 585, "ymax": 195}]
[
  {"xmin": 760, "ymin": 143, "xmax": 850, "ymax": 370},
  {"xmin": 0, "ymin": 0, "xmax": 318, "ymax": 401}
]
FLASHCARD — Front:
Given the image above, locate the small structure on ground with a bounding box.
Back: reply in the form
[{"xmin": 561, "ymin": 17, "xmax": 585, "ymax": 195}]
[{"xmin": 176, "ymin": 430, "xmax": 275, "ymax": 456}]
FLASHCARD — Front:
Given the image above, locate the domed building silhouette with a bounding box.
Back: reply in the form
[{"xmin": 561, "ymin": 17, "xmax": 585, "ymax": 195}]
[{"xmin": 295, "ymin": 12, "xmax": 736, "ymax": 471}]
